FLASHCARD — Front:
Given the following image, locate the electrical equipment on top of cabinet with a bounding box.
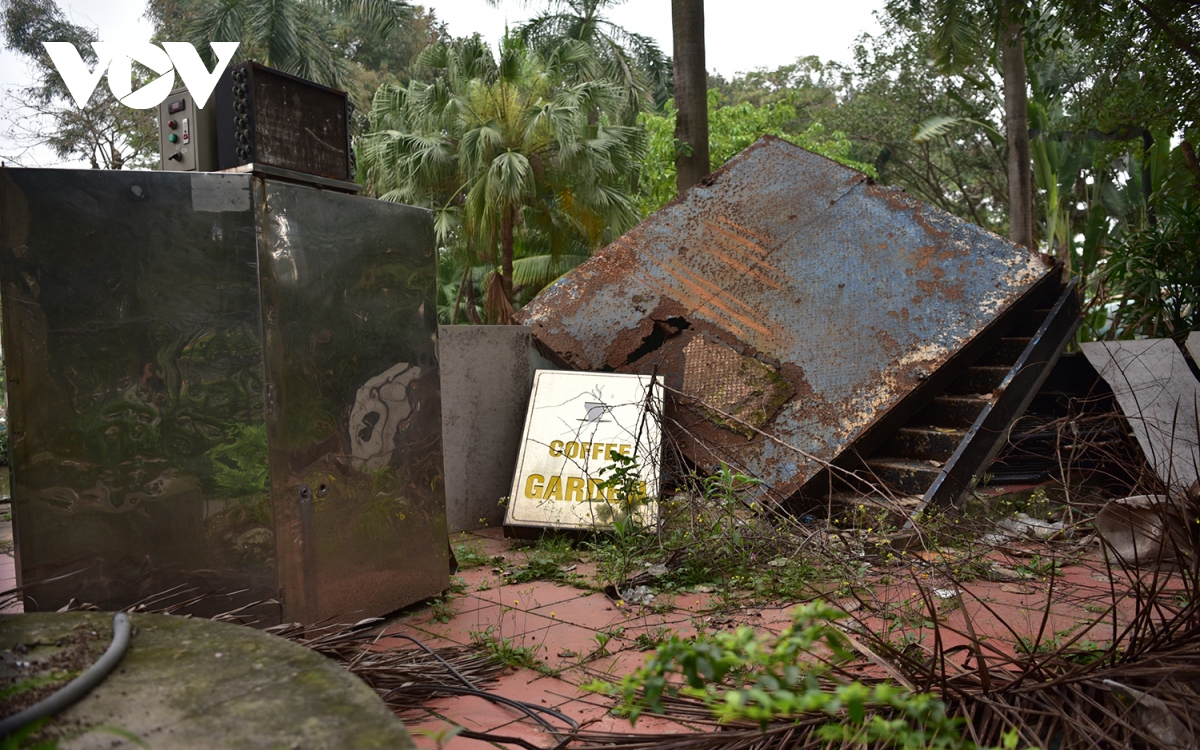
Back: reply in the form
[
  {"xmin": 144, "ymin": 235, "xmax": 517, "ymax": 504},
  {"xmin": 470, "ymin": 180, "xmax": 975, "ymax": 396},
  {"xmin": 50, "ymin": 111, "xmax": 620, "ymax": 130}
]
[
  {"xmin": 158, "ymin": 87, "xmax": 217, "ymax": 171},
  {"xmin": 215, "ymin": 62, "xmax": 354, "ymax": 181},
  {"xmin": 157, "ymin": 62, "xmax": 354, "ymax": 185}
]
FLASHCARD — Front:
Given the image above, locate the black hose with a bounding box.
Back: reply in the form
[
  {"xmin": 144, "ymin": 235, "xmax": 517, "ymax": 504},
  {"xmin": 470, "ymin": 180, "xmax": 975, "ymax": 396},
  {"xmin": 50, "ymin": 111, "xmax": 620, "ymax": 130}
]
[
  {"xmin": 0, "ymin": 612, "xmax": 132, "ymax": 738},
  {"xmin": 383, "ymin": 632, "xmax": 579, "ymax": 749}
]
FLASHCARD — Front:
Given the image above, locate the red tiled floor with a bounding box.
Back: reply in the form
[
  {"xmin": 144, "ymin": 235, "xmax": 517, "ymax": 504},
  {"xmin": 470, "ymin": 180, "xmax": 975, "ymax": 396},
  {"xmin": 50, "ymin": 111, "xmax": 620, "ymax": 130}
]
[
  {"xmin": 473, "ymin": 580, "xmax": 587, "ymax": 611},
  {"xmin": 7, "ymin": 518, "xmax": 1163, "ymax": 745}
]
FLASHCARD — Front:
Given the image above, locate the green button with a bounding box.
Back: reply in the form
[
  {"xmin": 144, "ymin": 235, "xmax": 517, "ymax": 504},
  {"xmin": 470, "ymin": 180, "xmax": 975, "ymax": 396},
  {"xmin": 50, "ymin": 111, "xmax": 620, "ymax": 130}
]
[{"xmin": 167, "ymin": 133, "xmax": 178, "ymax": 143}]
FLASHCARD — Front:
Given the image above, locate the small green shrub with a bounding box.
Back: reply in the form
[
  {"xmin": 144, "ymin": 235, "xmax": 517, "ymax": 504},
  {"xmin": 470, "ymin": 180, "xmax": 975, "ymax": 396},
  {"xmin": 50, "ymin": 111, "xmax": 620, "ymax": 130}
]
[{"xmin": 589, "ymin": 602, "xmax": 987, "ymax": 749}]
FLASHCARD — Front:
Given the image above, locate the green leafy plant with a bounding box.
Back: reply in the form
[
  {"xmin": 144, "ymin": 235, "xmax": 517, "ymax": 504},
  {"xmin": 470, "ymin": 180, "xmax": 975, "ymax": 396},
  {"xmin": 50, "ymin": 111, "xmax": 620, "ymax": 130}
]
[
  {"xmin": 429, "ymin": 595, "xmax": 456, "ymax": 624},
  {"xmin": 470, "ymin": 626, "xmax": 544, "ymax": 671},
  {"xmin": 589, "ymin": 602, "xmax": 981, "ymax": 749},
  {"xmin": 504, "ymin": 535, "xmax": 579, "ymax": 584},
  {"xmin": 205, "ymin": 423, "xmax": 271, "ymax": 526},
  {"xmin": 634, "ymin": 627, "xmax": 673, "ymax": 651},
  {"xmin": 1015, "ymin": 555, "xmax": 1062, "ymax": 579},
  {"xmin": 453, "ymin": 541, "xmax": 498, "ymax": 570}
]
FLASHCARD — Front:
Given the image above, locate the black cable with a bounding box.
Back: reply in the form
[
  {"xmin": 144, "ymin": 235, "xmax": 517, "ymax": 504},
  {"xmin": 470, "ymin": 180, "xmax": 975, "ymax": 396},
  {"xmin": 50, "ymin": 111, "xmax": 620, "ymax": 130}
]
[
  {"xmin": 0, "ymin": 612, "xmax": 132, "ymax": 738},
  {"xmin": 383, "ymin": 632, "xmax": 580, "ymax": 749}
]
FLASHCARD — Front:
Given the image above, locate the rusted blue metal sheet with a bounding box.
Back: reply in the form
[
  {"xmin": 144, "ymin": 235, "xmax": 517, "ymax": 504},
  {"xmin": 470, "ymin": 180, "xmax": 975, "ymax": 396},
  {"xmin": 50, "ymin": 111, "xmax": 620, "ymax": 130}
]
[{"xmin": 517, "ymin": 136, "xmax": 1055, "ymax": 502}]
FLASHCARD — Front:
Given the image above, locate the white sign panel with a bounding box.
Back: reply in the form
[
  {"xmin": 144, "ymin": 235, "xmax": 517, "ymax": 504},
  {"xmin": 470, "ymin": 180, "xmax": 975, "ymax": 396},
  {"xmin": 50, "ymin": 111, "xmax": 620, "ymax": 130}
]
[{"xmin": 505, "ymin": 371, "xmax": 662, "ymax": 530}]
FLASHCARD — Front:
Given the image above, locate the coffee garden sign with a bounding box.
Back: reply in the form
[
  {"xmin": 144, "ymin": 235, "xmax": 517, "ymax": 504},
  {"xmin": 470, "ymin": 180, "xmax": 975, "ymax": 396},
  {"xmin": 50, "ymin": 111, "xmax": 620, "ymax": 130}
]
[{"xmin": 505, "ymin": 371, "xmax": 662, "ymax": 531}]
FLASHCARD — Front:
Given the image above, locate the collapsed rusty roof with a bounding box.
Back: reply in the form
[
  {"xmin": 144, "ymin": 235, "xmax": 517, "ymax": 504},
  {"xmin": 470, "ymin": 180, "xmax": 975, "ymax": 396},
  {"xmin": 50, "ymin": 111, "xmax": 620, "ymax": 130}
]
[{"xmin": 517, "ymin": 136, "xmax": 1055, "ymax": 501}]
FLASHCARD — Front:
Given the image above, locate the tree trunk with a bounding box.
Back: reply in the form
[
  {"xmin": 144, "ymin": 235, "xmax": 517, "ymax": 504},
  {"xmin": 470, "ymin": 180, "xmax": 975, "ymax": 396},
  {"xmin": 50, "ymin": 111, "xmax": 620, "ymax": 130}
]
[
  {"xmin": 1180, "ymin": 140, "xmax": 1200, "ymax": 191},
  {"xmin": 501, "ymin": 204, "xmax": 515, "ymax": 301},
  {"xmin": 1002, "ymin": 3, "xmax": 1034, "ymax": 249},
  {"xmin": 1142, "ymin": 128, "xmax": 1156, "ymax": 226},
  {"xmin": 671, "ymin": 0, "xmax": 709, "ymax": 194},
  {"xmin": 463, "ymin": 271, "xmax": 483, "ymax": 325}
]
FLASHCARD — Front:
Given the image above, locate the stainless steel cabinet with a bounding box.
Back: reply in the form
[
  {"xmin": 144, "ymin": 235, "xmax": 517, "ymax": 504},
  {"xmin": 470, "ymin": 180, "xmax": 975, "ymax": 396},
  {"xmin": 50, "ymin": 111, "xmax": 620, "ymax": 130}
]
[{"xmin": 0, "ymin": 168, "xmax": 448, "ymax": 623}]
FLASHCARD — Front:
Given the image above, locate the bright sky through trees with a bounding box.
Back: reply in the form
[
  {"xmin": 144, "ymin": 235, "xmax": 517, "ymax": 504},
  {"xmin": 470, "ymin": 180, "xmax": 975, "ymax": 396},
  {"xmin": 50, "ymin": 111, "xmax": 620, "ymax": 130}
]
[{"xmin": 0, "ymin": 0, "xmax": 884, "ymax": 166}]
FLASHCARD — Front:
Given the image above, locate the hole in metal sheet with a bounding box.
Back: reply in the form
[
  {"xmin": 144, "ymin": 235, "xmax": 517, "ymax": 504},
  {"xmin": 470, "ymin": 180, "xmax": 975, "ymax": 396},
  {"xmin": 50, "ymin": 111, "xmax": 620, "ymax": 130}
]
[{"xmin": 624, "ymin": 316, "xmax": 692, "ymax": 365}]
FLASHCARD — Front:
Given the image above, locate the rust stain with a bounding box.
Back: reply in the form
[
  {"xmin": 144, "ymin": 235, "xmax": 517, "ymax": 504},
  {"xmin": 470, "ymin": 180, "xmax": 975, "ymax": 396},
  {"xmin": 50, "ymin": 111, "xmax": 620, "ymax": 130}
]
[
  {"xmin": 642, "ymin": 254, "xmax": 775, "ymax": 339},
  {"xmin": 711, "ymin": 215, "xmax": 771, "ymax": 245},
  {"xmin": 704, "ymin": 220, "xmax": 772, "ymax": 259},
  {"xmin": 702, "ymin": 240, "xmax": 782, "ymax": 289}
]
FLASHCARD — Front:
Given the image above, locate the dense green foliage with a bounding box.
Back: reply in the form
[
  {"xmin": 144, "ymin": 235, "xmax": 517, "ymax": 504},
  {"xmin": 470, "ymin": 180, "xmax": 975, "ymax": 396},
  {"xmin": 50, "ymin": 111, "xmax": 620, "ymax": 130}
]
[
  {"xmin": 2, "ymin": 0, "xmax": 1195, "ymax": 335},
  {"xmin": 358, "ymin": 36, "xmax": 644, "ymax": 321},
  {"xmin": 516, "ymin": 0, "xmax": 672, "ymax": 118},
  {"xmin": 589, "ymin": 602, "xmax": 992, "ymax": 749},
  {"xmin": 635, "ymin": 90, "xmax": 875, "ymax": 216}
]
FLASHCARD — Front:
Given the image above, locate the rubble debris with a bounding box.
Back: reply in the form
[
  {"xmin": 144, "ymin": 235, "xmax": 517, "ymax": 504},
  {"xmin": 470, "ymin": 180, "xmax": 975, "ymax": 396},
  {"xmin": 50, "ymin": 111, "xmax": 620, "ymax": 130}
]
[
  {"xmin": 1096, "ymin": 494, "xmax": 1194, "ymax": 568},
  {"xmin": 517, "ymin": 137, "xmax": 1056, "ymax": 502},
  {"xmin": 1081, "ymin": 339, "xmax": 1200, "ymax": 492},
  {"xmin": 997, "ymin": 511, "xmax": 1067, "ymax": 540}
]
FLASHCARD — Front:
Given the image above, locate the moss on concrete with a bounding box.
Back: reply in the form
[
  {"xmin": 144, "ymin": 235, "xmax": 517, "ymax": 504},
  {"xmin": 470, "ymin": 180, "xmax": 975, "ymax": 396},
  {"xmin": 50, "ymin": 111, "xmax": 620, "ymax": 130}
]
[{"xmin": 0, "ymin": 612, "xmax": 415, "ymax": 749}]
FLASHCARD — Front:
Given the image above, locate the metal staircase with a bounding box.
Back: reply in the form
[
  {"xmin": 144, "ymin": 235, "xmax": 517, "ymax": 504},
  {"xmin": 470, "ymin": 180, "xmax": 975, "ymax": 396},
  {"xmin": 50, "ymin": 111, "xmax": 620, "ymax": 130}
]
[{"xmin": 795, "ymin": 276, "xmax": 1082, "ymax": 515}]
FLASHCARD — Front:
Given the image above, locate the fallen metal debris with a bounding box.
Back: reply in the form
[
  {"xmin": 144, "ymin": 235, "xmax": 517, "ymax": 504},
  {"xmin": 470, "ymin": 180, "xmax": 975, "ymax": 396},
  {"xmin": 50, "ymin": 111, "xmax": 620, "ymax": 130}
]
[
  {"xmin": 1096, "ymin": 494, "xmax": 1193, "ymax": 569},
  {"xmin": 517, "ymin": 137, "xmax": 1056, "ymax": 502},
  {"xmin": 1081, "ymin": 339, "xmax": 1200, "ymax": 492}
]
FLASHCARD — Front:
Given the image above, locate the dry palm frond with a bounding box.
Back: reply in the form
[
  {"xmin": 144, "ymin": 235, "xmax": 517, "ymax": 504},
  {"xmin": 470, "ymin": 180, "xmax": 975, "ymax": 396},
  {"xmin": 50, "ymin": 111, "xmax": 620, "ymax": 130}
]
[{"xmin": 265, "ymin": 619, "xmax": 507, "ymax": 715}]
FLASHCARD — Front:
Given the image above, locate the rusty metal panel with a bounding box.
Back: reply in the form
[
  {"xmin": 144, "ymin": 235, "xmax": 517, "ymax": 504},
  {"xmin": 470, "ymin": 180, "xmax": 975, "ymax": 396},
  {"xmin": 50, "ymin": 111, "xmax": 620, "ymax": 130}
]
[{"xmin": 517, "ymin": 136, "xmax": 1055, "ymax": 501}]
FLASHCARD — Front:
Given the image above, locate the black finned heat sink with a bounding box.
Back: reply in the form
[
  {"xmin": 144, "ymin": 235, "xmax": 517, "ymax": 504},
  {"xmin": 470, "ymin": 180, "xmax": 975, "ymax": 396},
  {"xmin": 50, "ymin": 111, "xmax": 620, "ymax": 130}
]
[{"xmin": 216, "ymin": 62, "xmax": 353, "ymax": 181}]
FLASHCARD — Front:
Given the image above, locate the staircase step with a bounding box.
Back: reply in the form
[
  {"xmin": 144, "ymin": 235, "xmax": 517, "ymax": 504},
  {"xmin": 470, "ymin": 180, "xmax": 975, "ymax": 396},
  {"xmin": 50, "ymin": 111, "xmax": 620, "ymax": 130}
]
[
  {"xmin": 977, "ymin": 337, "xmax": 1033, "ymax": 366},
  {"xmin": 916, "ymin": 395, "xmax": 989, "ymax": 428},
  {"xmin": 864, "ymin": 457, "xmax": 944, "ymax": 495},
  {"xmin": 1009, "ymin": 309, "xmax": 1053, "ymax": 336},
  {"xmin": 882, "ymin": 427, "xmax": 966, "ymax": 461},
  {"xmin": 945, "ymin": 365, "xmax": 1011, "ymax": 395}
]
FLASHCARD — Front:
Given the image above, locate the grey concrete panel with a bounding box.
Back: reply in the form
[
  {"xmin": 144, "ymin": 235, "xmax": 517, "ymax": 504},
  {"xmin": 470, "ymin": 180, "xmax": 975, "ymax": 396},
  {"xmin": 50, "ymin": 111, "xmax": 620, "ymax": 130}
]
[
  {"xmin": 1082, "ymin": 339, "xmax": 1200, "ymax": 491},
  {"xmin": 439, "ymin": 326, "xmax": 557, "ymax": 532}
]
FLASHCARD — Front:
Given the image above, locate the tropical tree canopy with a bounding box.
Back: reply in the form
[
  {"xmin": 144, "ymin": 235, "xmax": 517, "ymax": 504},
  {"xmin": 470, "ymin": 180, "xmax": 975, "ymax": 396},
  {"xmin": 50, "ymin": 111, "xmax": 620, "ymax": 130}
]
[
  {"xmin": 636, "ymin": 90, "xmax": 876, "ymax": 217},
  {"xmin": 148, "ymin": 0, "xmax": 431, "ymax": 110},
  {"xmin": 515, "ymin": 0, "xmax": 672, "ymax": 120},
  {"xmin": 358, "ymin": 35, "xmax": 646, "ymax": 323}
]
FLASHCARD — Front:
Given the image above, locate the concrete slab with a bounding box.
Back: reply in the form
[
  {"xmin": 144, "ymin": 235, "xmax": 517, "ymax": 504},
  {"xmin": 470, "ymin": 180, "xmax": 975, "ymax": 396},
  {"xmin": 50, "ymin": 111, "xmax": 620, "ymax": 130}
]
[
  {"xmin": 438, "ymin": 326, "xmax": 558, "ymax": 532},
  {"xmin": 1081, "ymin": 339, "xmax": 1200, "ymax": 491},
  {"xmin": 0, "ymin": 612, "xmax": 414, "ymax": 749}
]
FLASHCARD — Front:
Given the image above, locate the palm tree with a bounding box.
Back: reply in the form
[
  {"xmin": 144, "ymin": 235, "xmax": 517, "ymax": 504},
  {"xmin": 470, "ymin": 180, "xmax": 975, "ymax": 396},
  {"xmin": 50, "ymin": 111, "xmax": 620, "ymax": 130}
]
[
  {"xmin": 358, "ymin": 36, "xmax": 645, "ymax": 322},
  {"xmin": 671, "ymin": 0, "xmax": 709, "ymax": 193},
  {"xmin": 185, "ymin": 0, "xmax": 412, "ymax": 88},
  {"xmin": 516, "ymin": 0, "xmax": 672, "ymax": 121}
]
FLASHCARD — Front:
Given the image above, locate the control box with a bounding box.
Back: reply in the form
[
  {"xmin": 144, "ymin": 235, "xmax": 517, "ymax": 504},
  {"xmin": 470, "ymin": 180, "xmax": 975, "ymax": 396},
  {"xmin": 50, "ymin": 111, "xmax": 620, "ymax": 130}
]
[{"xmin": 158, "ymin": 87, "xmax": 217, "ymax": 171}]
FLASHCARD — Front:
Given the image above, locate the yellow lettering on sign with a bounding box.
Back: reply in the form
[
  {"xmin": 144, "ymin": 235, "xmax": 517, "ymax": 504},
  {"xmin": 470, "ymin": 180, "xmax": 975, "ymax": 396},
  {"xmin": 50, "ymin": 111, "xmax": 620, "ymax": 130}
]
[
  {"xmin": 587, "ymin": 478, "xmax": 610, "ymax": 501},
  {"xmin": 580, "ymin": 442, "xmax": 591, "ymax": 460},
  {"xmin": 524, "ymin": 474, "xmax": 544, "ymax": 499},
  {"xmin": 545, "ymin": 475, "xmax": 562, "ymax": 501},
  {"xmin": 565, "ymin": 442, "xmax": 579, "ymax": 458},
  {"xmin": 619, "ymin": 444, "xmax": 632, "ymax": 456},
  {"xmin": 590, "ymin": 443, "xmax": 605, "ymax": 460},
  {"xmin": 565, "ymin": 477, "xmax": 585, "ymax": 502},
  {"xmin": 548, "ymin": 440, "xmax": 563, "ymax": 457}
]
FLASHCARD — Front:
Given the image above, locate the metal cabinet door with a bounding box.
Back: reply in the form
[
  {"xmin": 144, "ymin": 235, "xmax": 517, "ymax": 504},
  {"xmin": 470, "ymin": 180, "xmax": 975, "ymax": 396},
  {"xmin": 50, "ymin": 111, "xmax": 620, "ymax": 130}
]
[{"xmin": 254, "ymin": 178, "xmax": 447, "ymax": 623}]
